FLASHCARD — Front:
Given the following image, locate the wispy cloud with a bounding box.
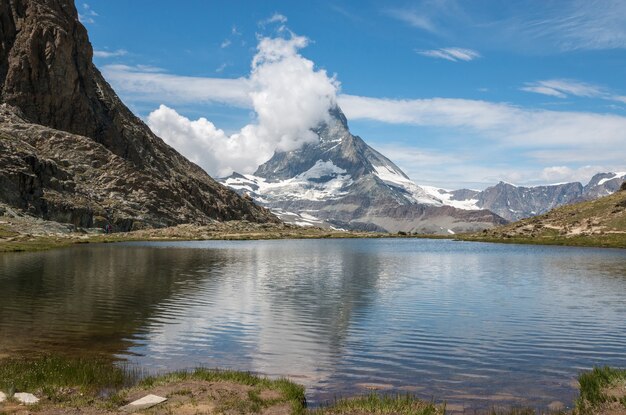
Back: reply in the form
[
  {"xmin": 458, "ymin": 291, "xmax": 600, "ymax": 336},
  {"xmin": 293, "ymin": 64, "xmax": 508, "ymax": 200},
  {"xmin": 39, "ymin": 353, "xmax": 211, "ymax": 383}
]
[
  {"xmin": 521, "ymin": 79, "xmax": 604, "ymax": 98},
  {"xmin": 260, "ymin": 13, "xmax": 288, "ymax": 27},
  {"xmin": 78, "ymin": 3, "xmax": 98, "ymax": 24},
  {"xmin": 220, "ymin": 39, "xmax": 232, "ymax": 49},
  {"xmin": 386, "ymin": 9, "xmax": 438, "ymax": 34},
  {"xmin": 93, "ymin": 49, "xmax": 127, "ymax": 58},
  {"xmin": 524, "ymin": 0, "xmax": 626, "ymax": 51},
  {"xmin": 521, "ymin": 79, "xmax": 626, "ymax": 105},
  {"xmin": 337, "ymin": 94, "xmax": 626, "ymax": 164},
  {"xmin": 385, "ymin": 1, "xmax": 626, "ymax": 52},
  {"xmin": 215, "ymin": 63, "xmax": 229, "ymax": 73},
  {"xmin": 102, "ymin": 64, "xmax": 252, "ymax": 107},
  {"xmin": 417, "ymin": 47, "xmax": 480, "ymax": 62}
]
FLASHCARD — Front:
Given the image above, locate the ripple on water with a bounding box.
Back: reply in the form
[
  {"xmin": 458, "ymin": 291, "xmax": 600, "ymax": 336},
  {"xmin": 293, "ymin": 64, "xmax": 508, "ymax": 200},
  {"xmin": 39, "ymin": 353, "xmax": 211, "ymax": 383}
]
[{"xmin": 0, "ymin": 239, "xmax": 625, "ymax": 411}]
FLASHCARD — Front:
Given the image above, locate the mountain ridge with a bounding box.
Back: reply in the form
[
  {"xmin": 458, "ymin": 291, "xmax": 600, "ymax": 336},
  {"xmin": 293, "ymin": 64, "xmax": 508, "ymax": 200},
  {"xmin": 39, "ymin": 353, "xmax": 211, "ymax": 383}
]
[{"xmin": 428, "ymin": 172, "xmax": 626, "ymax": 221}]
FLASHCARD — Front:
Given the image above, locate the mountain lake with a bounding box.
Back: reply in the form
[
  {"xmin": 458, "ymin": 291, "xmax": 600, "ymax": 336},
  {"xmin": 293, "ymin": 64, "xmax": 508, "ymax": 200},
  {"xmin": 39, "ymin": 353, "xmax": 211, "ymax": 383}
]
[{"xmin": 1, "ymin": 238, "xmax": 625, "ymax": 411}]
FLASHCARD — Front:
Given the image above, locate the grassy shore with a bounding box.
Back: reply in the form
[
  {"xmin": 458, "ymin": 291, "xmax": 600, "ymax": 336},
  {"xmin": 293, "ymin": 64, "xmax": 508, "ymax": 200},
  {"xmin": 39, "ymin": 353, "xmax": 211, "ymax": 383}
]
[
  {"xmin": 1, "ymin": 356, "xmax": 625, "ymax": 414},
  {"xmin": 457, "ymin": 190, "xmax": 626, "ymax": 249},
  {"xmin": 456, "ymin": 232, "xmax": 626, "ymax": 249},
  {"xmin": 0, "ymin": 220, "xmax": 454, "ymax": 254}
]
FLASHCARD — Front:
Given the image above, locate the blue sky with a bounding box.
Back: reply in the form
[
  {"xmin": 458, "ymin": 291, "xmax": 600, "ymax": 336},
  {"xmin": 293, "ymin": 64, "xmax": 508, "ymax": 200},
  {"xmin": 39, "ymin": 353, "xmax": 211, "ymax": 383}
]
[{"xmin": 83, "ymin": 0, "xmax": 626, "ymax": 189}]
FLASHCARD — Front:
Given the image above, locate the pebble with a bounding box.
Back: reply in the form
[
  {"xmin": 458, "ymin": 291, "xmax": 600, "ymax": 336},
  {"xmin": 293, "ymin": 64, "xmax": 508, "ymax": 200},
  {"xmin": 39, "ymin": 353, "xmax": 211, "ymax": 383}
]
[
  {"xmin": 120, "ymin": 394, "xmax": 167, "ymax": 411},
  {"xmin": 0, "ymin": 391, "xmax": 6, "ymax": 403},
  {"xmin": 14, "ymin": 392, "xmax": 40, "ymax": 404}
]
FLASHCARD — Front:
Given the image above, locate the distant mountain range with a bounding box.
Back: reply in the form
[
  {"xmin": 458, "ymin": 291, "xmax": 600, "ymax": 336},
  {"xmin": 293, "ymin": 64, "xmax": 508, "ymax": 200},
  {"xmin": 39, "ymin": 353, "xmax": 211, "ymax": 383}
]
[
  {"xmin": 425, "ymin": 171, "xmax": 626, "ymax": 222},
  {"xmin": 221, "ymin": 107, "xmax": 626, "ymax": 231}
]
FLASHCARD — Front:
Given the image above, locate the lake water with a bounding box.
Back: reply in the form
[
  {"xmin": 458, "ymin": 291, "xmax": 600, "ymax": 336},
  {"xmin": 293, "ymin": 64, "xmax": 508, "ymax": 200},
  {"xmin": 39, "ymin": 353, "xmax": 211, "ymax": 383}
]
[{"xmin": 1, "ymin": 239, "xmax": 625, "ymax": 411}]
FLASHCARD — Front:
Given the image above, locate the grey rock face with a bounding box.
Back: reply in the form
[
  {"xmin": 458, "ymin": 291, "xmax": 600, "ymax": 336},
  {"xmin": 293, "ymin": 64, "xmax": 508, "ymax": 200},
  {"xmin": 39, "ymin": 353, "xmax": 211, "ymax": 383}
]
[
  {"xmin": 474, "ymin": 182, "xmax": 584, "ymax": 222},
  {"xmin": 222, "ymin": 107, "xmax": 506, "ymax": 234},
  {"xmin": 441, "ymin": 172, "xmax": 626, "ymax": 222},
  {"xmin": 0, "ymin": 0, "xmax": 277, "ymax": 230},
  {"xmin": 583, "ymin": 172, "xmax": 626, "ymax": 199}
]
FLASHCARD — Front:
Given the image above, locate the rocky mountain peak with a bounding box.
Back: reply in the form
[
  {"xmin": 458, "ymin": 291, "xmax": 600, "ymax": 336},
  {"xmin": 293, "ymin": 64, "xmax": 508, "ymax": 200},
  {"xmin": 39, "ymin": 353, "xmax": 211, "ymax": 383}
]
[
  {"xmin": 222, "ymin": 104, "xmax": 505, "ymax": 233},
  {"xmin": 0, "ymin": 0, "xmax": 277, "ymax": 229}
]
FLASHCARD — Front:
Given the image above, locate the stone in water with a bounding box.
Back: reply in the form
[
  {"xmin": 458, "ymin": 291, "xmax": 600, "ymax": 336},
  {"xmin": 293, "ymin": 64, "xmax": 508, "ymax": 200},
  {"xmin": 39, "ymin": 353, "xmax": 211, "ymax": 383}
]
[
  {"xmin": 121, "ymin": 394, "xmax": 167, "ymax": 411},
  {"xmin": 14, "ymin": 392, "xmax": 39, "ymax": 404}
]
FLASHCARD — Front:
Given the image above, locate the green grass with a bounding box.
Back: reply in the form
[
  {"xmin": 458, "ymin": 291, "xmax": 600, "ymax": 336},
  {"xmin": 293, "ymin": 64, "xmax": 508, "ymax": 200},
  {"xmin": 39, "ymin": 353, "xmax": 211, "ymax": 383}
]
[
  {"xmin": 314, "ymin": 394, "xmax": 445, "ymax": 415},
  {"xmin": 0, "ymin": 356, "xmax": 136, "ymax": 393},
  {"xmin": 575, "ymin": 366, "xmax": 626, "ymax": 414},
  {"xmin": 0, "ymin": 356, "xmax": 138, "ymax": 408}
]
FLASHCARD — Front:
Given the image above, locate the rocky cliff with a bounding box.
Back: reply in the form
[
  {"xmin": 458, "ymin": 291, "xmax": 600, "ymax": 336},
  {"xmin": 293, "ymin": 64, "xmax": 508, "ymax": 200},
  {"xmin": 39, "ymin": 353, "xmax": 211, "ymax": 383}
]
[{"xmin": 0, "ymin": 0, "xmax": 276, "ymax": 230}]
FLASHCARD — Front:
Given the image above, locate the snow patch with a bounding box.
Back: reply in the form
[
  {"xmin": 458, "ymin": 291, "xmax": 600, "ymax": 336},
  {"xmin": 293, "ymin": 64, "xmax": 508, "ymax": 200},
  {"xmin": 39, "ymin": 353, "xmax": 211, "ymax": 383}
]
[
  {"xmin": 372, "ymin": 165, "xmax": 442, "ymax": 205},
  {"xmin": 421, "ymin": 186, "xmax": 481, "ymax": 210},
  {"xmin": 223, "ymin": 160, "xmax": 353, "ymax": 202},
  {"xmin": 597, "ymin": 172, "xmax": 626, "ymax": 186}
]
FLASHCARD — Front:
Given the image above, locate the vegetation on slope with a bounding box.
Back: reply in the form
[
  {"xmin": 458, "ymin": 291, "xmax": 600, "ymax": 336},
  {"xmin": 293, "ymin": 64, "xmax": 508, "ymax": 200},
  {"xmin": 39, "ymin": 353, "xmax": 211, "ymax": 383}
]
[{"xmin": 459, "ymin": 187, "xmax": 626, "ymax": 248}]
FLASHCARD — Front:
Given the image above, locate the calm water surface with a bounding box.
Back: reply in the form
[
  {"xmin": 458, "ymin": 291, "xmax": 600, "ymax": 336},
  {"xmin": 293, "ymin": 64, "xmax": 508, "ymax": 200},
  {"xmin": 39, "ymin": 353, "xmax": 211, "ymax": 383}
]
[{"xmin": 1, "ymin": 239, "xmax": 626, "ymax": 411}]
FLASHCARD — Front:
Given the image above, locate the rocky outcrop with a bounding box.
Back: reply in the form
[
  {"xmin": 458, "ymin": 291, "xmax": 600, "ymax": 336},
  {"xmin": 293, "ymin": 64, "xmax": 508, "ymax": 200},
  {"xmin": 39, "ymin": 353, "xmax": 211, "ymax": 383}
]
[{"xmin": 0, "ymin": 0, "xmax": 277, "ymax": 230}]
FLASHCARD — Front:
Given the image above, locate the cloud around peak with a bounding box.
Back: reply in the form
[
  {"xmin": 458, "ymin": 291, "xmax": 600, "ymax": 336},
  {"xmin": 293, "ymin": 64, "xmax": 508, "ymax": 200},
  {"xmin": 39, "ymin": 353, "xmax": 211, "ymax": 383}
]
[{"xmin": 147, "ymin": 31, "xmax": 339, "ymax": 177}]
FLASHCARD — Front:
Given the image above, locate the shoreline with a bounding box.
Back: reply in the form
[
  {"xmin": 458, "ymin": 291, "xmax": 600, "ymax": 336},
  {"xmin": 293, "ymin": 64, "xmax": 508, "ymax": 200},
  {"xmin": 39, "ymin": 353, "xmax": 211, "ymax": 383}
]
[
  {"xmin": 1, "ymin": 224, "xmax": 624, "ymax": 254},
  {"xmin": 0, "ymin": 356, "xmax": 625, "ymax": 414}
]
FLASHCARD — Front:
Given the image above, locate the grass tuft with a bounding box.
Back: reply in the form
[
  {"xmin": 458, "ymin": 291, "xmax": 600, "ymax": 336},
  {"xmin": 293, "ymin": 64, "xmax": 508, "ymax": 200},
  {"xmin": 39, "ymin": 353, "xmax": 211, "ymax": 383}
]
[
  {"xmin": 575, "ymin": 366, "xmax": 626, "ymax": 414},
  {"xmin": 313, "ymin": 394, "xmax": 444, "ymax": 415}
]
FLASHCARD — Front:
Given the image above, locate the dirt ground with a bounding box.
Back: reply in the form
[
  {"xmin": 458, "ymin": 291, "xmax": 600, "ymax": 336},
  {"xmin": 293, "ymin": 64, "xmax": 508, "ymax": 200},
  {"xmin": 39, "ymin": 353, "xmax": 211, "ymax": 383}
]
[{"xmin": 0, "ymin": 380, "xmax": 294, "ymax": 415}]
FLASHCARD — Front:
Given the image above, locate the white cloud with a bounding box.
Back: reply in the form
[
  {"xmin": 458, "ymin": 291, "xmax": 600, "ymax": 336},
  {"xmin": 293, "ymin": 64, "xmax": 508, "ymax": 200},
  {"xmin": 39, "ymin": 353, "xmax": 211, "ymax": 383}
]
[
  {"xmin": 417, "ymin": 47, "xmax": 480, "ymax": 62},
  {"xmin": 220, "ymin": 39, "xmax": 231, "ymax": 48},
  {"xmin": 147, "ymin": 32, "xmax": 339, "ymax": 177},
  {"xmin": 93, "ymin": 49, "xmax": 127, "ymax": 58}
]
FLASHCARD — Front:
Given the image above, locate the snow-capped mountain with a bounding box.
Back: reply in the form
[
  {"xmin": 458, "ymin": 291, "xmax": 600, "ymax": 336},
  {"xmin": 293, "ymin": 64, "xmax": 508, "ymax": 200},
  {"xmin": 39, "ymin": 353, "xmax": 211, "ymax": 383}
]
[
  {"xmin": 221, "ymin": 107, "xmax": 506, "ymax": 233},
  {"xmin": 424, "ymin": 172, "xmax": 626, "ymax": 222}
]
